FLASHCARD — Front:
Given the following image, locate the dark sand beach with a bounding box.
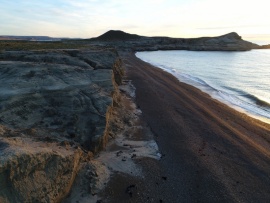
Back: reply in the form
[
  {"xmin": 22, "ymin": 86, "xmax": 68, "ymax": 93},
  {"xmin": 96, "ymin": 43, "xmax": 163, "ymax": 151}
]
[{"xmin": 100, "ymin": 52, "xmax": 270, "ymax": 202}]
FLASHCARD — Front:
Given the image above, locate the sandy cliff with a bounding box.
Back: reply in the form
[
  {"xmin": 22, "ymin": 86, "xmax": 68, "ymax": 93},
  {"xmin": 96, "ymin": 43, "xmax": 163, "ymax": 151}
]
[{"xmin": 0, "ymin": 134, "xmax": 86, "ymax": 203}]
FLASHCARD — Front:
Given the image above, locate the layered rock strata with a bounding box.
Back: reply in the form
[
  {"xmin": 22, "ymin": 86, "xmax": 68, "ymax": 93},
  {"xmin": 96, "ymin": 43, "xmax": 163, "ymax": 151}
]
[
  {"xmin": 0, "ymin": 48, "xmax": 124, "ymax": 202},
  {"xmin": 0, "ymin": 134, "xmax": 88, "ymax": 203},
  {"xmin": 0, "ymin": 49, "xmax": 123, "ymax": 151}
]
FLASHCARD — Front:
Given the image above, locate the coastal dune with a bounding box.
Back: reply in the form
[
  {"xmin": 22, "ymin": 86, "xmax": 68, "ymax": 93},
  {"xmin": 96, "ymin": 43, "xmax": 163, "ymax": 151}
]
[{"xmin": 105, "ymin": 52, "xmax": 270, "ymax": 202}]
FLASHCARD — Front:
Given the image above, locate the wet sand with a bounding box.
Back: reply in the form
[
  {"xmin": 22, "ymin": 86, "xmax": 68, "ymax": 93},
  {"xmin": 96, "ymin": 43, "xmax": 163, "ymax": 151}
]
[{"xmin": 100, "ymin": 52, "xmax": 270, "ymax": 202}]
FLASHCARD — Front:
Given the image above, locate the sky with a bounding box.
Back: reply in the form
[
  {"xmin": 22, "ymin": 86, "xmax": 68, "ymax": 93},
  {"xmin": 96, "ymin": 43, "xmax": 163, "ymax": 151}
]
[{"xmin": 0, "ymin": 0, "xmax": 270, "ymax": 43}]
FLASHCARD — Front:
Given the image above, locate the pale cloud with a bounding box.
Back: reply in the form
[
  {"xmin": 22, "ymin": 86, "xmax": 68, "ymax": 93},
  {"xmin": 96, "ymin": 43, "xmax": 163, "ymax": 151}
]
[{"xmin": 0, "ymin": 0, "xmax": 269, "ymax": 40}]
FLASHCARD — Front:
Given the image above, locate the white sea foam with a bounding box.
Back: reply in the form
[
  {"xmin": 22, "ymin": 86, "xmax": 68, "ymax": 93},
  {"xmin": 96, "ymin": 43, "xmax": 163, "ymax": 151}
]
[{"xmin": 136, "ymin": 50, "xmax": 270, "ymax": 123}]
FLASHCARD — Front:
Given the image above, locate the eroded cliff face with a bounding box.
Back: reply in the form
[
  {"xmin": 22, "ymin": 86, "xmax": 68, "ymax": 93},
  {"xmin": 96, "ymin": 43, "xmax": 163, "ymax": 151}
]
[
  {"xmin": 0, "ymin": 48, "xmax": 124, "ymax": 202},
  {"xmin": 0, "ymin": 133, "xmax": 88, "ymax": 203},
  {"xmin": 0, "ymin": 49, "xmax": 122, "ymax": 152}
]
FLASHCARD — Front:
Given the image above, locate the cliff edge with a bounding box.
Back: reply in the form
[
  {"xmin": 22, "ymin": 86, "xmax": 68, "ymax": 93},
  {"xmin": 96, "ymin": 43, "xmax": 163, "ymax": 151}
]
[{"xmin": 0, "ymin": 48, "xmax": 124, "ymax": 202}]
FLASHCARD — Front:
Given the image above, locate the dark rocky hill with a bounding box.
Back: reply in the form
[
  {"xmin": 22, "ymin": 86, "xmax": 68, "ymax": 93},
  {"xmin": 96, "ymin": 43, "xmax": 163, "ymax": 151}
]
[{"xmin": 93, "ymin": 30, "xmax": 142, "ymax": 41}]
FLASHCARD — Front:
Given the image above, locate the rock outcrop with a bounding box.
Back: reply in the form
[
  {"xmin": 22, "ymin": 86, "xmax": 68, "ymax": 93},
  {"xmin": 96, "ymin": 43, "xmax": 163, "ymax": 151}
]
[
  {"xmin": 182, "ymin": 32, "xmax": 260, "ymax": 51},
  {"xmin": 258, "ymin": 44, "xmax": 270, "ymax": 49},
  {"xmin": 0, "ymin": 48, "xmax": 124, "ymax": 202},
  {"xmin": 0, "ymin": 49, "xmax": 123, "ymax": 152},
  {"xmin": 0, "ymin": 134, "xmax": 88, "ymax": 203}
]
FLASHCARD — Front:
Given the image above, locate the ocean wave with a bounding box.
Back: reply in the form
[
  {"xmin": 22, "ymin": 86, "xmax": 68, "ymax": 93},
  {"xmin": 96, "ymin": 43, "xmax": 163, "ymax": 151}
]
[
  {"xmin": 136, "ymin": 51, "xmax": 270, "ymax": 122},
  {"xmin": 221, "ymin": 86, "xmax": 270, "ymax": 109},
  {"xmin": 217, "ymin": 90, "xmax": 270, "ymax": 119},
  {"xmin": 244, "ymin": 94, "xmax": 270, "ymax": 108},
  {"xmin": 179, "ymin": 74, "xmax": 270, "ymax": 119},
  {"xmin": 180, "ymin": 73, "xmax": 210, "ymax": 86}
]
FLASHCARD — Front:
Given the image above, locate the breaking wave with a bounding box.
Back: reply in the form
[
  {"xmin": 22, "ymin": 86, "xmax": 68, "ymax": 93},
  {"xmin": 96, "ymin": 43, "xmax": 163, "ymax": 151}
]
[{"xmin": 136, "ymin": 50, "xmax": 270, "ymax": 122}]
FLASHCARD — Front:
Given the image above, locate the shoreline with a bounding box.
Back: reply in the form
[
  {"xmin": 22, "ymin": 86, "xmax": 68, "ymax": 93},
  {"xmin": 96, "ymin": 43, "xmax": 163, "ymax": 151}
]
[
  {"xmin": 98, "ymin": 51, "xmax": 270, "ymax": 202},
  {"xmin": 1, "ymin": 35, "xmax": 269, "ymax": 202},
  {"xmin": 135, "ymin": 50, "xmax": 270, "ymax": 125},
  {"xmin": 2, "ymin": 46, "xmax": 268, "ymax": 202}
]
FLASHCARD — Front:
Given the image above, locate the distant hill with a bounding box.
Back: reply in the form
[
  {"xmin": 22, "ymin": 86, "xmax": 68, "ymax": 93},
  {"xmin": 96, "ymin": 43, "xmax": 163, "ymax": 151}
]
[
  {"xmin": 93, "ymin": 30, "xmax": 142, "ymax": 41},
  {"xmin": 259, "ymin": 44, "xmax": 270, "ymax": 49},
  {"xmin": 0, "ymin": 36, "xmax": 62, "ymax": 41},
  {"xmin": 1, "ymin": 30, "xmax": 267, "ymax": 50},
  {"xmin": 90, "ymin": 30, "xmax": 261, "ymax": 51}
]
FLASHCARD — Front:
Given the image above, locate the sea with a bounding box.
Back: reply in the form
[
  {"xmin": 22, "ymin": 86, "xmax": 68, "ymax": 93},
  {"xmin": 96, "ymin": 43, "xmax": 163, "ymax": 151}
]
[{"xmin": 136, "ymin": 50, "xmax": 270, "ymax": 124}]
